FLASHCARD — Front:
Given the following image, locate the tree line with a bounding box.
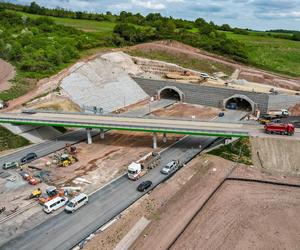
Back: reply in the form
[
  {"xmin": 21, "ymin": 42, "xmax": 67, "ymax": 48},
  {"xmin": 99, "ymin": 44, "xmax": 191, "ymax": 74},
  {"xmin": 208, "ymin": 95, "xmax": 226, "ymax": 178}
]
[
  {"xmin": 0, "ymin": 10, "xmax": 104, "ymax": 78},
  {"xmin": 0, "ymin": 1, "xmax": 249, "ymax": 61}
]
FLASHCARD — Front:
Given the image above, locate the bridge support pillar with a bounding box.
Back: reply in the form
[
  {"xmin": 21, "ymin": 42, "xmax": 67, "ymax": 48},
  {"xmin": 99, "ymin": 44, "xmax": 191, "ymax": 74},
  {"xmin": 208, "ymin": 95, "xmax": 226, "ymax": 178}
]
[
  {"xmin": 86, "ymin": 128, "xmax": 92, "ymax": 144},
  {"xmin": 163, "ymin": 133, "xmax": 167, "ymax": 143},
  {"xmin": 153, "ymin": 132, "xmax": 157, "ymax": 149},
  {"xmin": 100, "ymin": 129, "xmax": 105, "ymax": 140}
]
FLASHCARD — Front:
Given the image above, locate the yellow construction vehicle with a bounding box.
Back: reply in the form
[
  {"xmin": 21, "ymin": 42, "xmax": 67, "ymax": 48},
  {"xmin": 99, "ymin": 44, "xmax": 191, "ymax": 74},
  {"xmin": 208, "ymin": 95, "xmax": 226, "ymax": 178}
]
[
  {"xmin": 27, "ymin": 188, "xmax": 42, "ymax": 199},
  {"xmin": 60, "ymin": 154, "xmax": 76, "ymax": 167}
]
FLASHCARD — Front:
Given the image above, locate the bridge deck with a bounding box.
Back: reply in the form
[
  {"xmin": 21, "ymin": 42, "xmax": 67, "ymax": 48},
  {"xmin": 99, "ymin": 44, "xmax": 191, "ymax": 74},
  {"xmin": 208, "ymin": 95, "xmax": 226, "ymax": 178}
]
[{"xmin": 0, "ymin": 112, "xmax": 260, "ymax": 137}]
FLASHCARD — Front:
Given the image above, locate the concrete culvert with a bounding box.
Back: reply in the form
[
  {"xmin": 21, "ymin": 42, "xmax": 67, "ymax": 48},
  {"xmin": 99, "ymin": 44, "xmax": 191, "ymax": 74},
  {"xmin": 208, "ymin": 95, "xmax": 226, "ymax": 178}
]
[{"xmin": 158, "ymin": 86, "xmax": 184, "ymax": 102}]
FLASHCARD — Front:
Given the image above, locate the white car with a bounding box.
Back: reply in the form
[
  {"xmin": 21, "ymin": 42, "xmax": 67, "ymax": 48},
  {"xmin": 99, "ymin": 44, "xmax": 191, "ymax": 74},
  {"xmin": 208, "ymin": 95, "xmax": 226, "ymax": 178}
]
[
  {"xmin": 43, "ymin": 196, "xmax": 68, "ymax": 214},
  {"xmin": 161, "ymin": 160, "xmax": 178, "ymax": 175},
  {"xmin": 65, "ymin": 193, "xmax": 88, "ymax": 213},
  {"xmin": 200, "ymin": 73, "xmax": 209, "ymax": 78}
]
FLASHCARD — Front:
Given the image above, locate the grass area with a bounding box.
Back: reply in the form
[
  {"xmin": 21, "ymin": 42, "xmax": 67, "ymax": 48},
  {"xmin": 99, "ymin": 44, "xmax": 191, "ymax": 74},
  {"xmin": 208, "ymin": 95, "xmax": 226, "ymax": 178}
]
[
  {"xmin": 223, "ymin": 32, "xmax": 300, "ymax": 77},
  {"xmin": 209, "ymin": 138, "xmax": 252, "ymax": 165},
  {"xmin": 0, "ymin": 126, "xmax": 30, "ymax": 152},
  {"xmin": 128, "ymin": 49, "xmax": 234, "ymax": 76},
  {"xmin": 32, "ymin": 98, "xmax": 81, "ymax": 112},
  {"xmin": 7, "ymin": 10, "xmax": 116, "ymax": 35}
]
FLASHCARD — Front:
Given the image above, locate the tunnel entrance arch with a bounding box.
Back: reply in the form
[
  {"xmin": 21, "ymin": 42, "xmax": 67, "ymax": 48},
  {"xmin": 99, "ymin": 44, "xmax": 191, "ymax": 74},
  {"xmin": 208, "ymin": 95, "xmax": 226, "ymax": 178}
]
[
  {"xmin": 158, "ymin": 86, "xmax": 184, "ymax": 102},
  {"xmin": 223, "ymin": 94, "xmax": 255, "ymax": 112}
]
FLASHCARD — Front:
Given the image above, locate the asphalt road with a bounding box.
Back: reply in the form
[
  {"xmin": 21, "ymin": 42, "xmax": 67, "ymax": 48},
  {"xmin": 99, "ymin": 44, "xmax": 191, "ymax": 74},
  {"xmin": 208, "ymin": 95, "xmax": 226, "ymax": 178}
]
[
  {"xmin": 1, "ymin": 136, "xmax": 213, "ymax": 250},
  {"xmin": 1, "ymin": 111, "xmax": 246, "ymax": 250},
  {"xmin": 0, "ymin": 129, "xmax": 99, "ymax": 168}
]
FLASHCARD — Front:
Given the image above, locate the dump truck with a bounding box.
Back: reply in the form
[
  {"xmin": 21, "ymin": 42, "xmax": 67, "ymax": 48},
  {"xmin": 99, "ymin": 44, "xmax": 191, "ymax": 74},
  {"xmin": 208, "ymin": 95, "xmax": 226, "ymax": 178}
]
[
  {"xmin": 127, "ymin": 152, "xmax": 161, "ymax": 180},
  {"xmin": 268, "ymin": 109, "xmax": 289, "ymax": 118},
  {"xmin": 264, "ymin": 123, "xmax": 295, "ymax": 136}
]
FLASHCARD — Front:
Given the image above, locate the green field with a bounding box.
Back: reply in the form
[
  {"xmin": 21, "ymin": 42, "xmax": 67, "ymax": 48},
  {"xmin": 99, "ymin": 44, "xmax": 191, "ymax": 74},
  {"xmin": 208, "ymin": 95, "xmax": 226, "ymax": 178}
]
[
  {"xmin": 209, "ymin": 138, "xmax": 252, "ymax": 165},
  {"xmin": 128, "ymin": 50, "xmax": 234, "ymax": 76},
  {"xmin": 8, "ymin": 10, "xmax": 116, "ymax": 35},
  {"xmin": 10, "ymin": 10, "xmax": 300, "ymax": 77},
  {"xmin": 0, "ymin": 126, "xmax": 30, "ymax": 152},
  {"xmin": 224, "ymin": 32, "xmax": 300, "ymax": 77}
]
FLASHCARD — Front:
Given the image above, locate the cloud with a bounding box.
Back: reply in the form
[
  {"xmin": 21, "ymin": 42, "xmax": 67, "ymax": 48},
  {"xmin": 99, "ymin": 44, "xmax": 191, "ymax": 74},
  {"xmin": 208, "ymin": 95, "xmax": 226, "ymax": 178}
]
[
  {"xmin": 6, "ymin": 0, "xmax": 300, "ymax": 30},
  {"xmin": 131, "ymin": 0, "xmax": 165, "ymax": 10},
  {"xmin": 165, "ymin": 0, "xmax": 185, "ymax": 2},
  {"xmin": 251, "ymin": 0, "xmax": 300, "ymax": 19}
]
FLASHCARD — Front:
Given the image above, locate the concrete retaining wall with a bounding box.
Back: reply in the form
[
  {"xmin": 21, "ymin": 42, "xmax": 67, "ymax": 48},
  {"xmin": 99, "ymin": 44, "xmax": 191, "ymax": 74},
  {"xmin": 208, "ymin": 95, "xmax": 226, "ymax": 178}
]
[
  {"xmin": 268, "ymin": 95, "xmax": 300, "ymax": 110},
  {"xmin": 134, "ymin": 78, "xmax": 269, "ymax": 113},
  {"xmin": 250, "ymin": 136, "xmax": 300, "ymax": 175}
]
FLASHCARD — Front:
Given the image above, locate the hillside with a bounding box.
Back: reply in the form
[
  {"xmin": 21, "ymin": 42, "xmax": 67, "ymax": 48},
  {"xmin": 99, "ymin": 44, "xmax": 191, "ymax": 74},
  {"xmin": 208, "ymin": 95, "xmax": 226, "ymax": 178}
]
[
  {"xmin": 224, "ymin": 32, "xmax": 300, "ymax": 77},
  {"xmin": 6, "ymin": 7, "xmax": 300, "ymax": 78},
  {"xmin": 0, "ymin": 1, "xmax": 299, "ymax": 105}
]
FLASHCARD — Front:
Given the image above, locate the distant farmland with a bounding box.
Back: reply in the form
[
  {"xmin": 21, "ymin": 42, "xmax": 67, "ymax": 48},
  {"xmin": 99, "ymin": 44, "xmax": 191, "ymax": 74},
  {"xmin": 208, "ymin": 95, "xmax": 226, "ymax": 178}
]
[
  {"xmin": 8, "ymin": 11, "xmax": 116, "ymax": 35},
  {"xmin": 8, "ymin": 10, "xmax": 300, "ymax": 77},
  {"xmin": 224, "ymin": 32, "xmax": 300, "ymax": 77}
]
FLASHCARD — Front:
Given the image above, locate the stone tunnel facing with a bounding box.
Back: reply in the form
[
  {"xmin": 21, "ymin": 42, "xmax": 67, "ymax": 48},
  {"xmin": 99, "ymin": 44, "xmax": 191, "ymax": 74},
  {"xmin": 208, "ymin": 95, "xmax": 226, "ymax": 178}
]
[
  {"xmin": 159, "ymin": 88, "xmax": 181, "ymax": 101},
  {"xmin": 225, "ymin": 97, "xmax": 253, "ymax": 111}
]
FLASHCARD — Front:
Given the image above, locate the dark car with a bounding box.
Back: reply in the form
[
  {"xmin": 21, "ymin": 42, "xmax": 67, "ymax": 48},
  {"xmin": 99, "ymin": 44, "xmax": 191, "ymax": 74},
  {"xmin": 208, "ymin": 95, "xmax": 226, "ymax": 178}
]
[
  {"xmin": 259, "ymin": 114, "xmax": 272, "ymax": 120},
  {"xmin": 20, "ymin": 152, "xmax": 37, "ymax": 164},
  {"xmin": 137, "ymin": 181, "xmax": 153, "ymax": 192}
]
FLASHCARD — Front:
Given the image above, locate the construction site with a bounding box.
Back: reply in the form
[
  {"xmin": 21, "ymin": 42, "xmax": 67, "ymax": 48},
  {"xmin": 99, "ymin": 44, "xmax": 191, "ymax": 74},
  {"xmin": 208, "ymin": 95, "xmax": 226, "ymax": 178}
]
[{"xmin": 0, "ymin": 41, "xmax": 300, "ymax": 250}]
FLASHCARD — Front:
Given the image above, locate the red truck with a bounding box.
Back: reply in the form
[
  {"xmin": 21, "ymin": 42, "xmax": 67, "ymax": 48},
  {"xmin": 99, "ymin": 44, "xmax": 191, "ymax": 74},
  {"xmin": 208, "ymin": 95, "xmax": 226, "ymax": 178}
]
[{"xmin": 264, "ymin": 123, "xmax": 295, "ymax": 136}]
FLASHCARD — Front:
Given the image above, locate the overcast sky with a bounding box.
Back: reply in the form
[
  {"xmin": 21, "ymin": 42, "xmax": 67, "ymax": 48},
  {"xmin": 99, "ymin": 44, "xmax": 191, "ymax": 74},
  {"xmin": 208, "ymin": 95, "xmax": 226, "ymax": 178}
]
[{"xmin": 7, "ymin": 0, "xmax": 300, "ymax": 30}]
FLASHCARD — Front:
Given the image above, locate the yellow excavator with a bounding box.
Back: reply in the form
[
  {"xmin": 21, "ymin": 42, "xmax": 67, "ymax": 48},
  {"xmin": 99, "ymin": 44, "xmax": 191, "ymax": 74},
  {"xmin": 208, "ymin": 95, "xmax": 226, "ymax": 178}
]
[{"xmin": 27, "ymin": 188, "xmax": 42, "ymax": 199}]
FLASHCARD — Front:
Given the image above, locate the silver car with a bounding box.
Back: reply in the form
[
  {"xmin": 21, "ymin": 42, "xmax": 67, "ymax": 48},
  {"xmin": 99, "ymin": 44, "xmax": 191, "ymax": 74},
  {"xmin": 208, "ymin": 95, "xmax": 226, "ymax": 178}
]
[
  {"xmin": 3, "ymin": 161, "xmax": 19, "ymax": 170},
  {"xmin": 161, "ymin": 160, "xmax": 178, "ymax": 175}
]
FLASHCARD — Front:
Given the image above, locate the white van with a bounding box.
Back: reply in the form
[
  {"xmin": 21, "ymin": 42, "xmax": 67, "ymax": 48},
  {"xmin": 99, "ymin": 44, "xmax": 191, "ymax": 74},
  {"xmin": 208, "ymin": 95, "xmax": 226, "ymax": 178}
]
[
  {"xmin": 65, "ymin": 193, "xmax": 88, "ymax": 213},
  {"xmin": 43, "ymin": 196, "xmax": 68, "ymax": 214}
]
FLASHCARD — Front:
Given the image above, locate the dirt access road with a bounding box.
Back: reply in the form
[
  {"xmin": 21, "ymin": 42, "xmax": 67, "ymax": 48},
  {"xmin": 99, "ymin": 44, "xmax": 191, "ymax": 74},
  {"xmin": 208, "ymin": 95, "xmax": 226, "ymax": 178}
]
[
  {"xmin": 172, "ymin": 181, "xmax": 300, "ymax": 250},
  {"xmin": 129, "ymin": 40, "xmax": 300, "ymax": 91},
  {"xmin": 130, "ymin": 159, "xmax": 300, "ymax": 250},
  {"xmin": 0, "ymin": 59, "xmax": 15, "ymax": 92}
]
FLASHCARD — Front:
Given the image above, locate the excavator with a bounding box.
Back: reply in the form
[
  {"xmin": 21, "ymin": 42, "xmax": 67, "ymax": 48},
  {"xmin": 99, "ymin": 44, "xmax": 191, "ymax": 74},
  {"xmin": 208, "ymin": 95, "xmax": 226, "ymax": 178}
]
[
  {"xmin": 26, "ymin": 188, "xmax": 42, "ymax": 200},
  {"xmin": 39, "ymin": 186, "xmax": 64, "ymax": 204}
]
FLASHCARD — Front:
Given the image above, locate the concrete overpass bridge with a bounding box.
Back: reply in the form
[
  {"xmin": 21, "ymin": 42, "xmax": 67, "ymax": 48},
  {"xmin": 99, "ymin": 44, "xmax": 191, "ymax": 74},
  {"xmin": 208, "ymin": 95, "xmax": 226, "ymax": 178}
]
[{"xmin": 0, "ymin": 112, "xmax": 262, "ymax": 148}]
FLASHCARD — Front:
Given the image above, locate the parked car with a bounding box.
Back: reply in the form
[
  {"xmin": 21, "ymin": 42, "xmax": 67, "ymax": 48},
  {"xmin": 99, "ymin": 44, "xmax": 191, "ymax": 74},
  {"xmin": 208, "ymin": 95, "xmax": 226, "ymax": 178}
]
[
  {"xmin": 0, "ymin": 100, "xmax": 8, "ymax": 110},
  {"xmin": 3, "ymin": 161, "xmax": 19, "ymax": 170},
  {"xmin": 20, "ymin": 152, "xmax": 37, "ymax": 164},
  {"xmin": 161, "ymin": 160, "xmax": 178, "ymax": 175},
  {"xmin": 137, "ymin": 180, "xmax": 153, "ymax": 192},
  {"xmin": 65, "ymin": 193, "xmax": 88, "ymax": 213},
  {"xmin": 259, "ymin": 114, "xmax": 273, "ymax": 120},
  {"xmin": 200, "ymin": 73, "xmax": 209, "ymax": 78},
  {"xmin": 43, "ymin": 196, "xmax": 68, "ymax": 214},
  {"xmin": 218, "ymin": 112, "xmax": 225, "ymax": 117},
  {"xmin": 226, "ymin": 103, "xmax": 237, "ymax": 110}
]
